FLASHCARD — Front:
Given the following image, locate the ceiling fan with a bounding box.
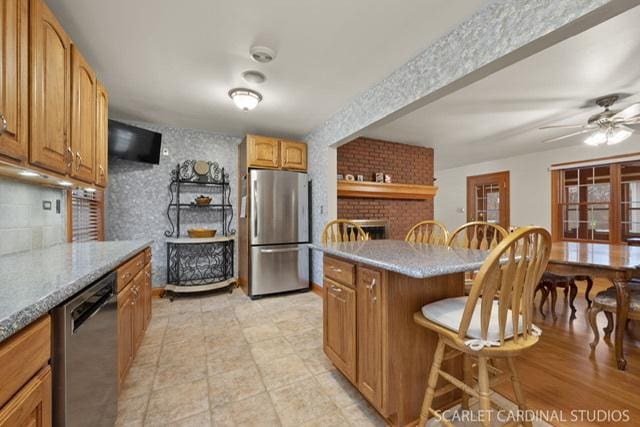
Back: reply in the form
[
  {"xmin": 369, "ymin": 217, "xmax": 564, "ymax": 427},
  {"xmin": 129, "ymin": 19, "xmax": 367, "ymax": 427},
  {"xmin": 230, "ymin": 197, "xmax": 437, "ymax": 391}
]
[{"xmin": 540, "ymin": 94, "xmax": 640, "ymax": 146}]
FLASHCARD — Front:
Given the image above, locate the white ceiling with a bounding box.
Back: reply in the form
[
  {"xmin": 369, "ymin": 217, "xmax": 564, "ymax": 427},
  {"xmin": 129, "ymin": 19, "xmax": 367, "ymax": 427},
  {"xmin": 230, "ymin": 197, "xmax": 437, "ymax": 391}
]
[
  {"xmin": 365, "ymin": 5, "xmax": 640, "ymax": 170},
  {"xmin": 47, "ymin": 0, "xmax": 488, "ymax": 138}
]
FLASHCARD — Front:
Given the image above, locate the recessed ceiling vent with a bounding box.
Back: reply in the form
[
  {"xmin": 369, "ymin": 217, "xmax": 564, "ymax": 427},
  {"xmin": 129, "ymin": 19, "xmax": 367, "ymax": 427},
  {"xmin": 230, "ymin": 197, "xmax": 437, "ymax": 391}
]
[
  {"xmin": 250, "ymin": 46, "xmax": 276, "ymax": 63},
  {"xmin": 242, "ymin": 70, "xmax": 266, "ymax": 84}
]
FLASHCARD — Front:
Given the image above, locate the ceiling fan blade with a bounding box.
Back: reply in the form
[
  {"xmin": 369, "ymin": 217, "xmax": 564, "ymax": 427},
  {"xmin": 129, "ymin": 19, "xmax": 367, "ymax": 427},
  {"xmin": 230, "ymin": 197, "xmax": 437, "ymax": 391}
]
[
  {"xmin": 543, "ymin": 128, "xmax": 593, "ymax": 144},
  {"xmin": 539, "ymin": 124, "xmax": 589, "ymax": 130},
  {"xmin": 612, "ymin": 103, "xmax": 640, "ymax": 121}
]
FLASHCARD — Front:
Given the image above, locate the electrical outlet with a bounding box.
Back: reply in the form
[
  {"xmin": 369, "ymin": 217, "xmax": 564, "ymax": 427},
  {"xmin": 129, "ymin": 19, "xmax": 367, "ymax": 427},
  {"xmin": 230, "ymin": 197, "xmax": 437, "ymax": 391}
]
[
  {"xmin": 162, "ymin": 148, "xmax": 169, "ymax": 156},
  {"xmin": 42, "ymin": 200, "xmax": 52, "ymax": 210}
]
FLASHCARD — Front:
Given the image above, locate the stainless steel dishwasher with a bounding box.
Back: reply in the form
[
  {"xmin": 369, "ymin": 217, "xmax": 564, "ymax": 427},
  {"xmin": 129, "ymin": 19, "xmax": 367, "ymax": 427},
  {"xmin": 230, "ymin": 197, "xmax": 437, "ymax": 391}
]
[{"xmin": 53, "ymin": 271, "xmax": 118, "ymax": 427}]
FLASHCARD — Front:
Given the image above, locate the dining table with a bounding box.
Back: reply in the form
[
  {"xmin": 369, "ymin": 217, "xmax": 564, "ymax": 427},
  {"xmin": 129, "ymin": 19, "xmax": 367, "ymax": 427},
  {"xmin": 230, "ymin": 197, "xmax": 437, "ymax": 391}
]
[{"xmin": 546, "ymin": 241, "xmax": 640, "ymax": 370}]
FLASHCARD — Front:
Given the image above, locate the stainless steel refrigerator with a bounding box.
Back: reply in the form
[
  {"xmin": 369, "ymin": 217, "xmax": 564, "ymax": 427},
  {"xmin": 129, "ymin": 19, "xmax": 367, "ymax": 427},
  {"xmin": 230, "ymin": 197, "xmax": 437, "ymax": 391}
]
[{"xmin": 248, "ymin": 169, "xmax": 309, "ymax": 298}]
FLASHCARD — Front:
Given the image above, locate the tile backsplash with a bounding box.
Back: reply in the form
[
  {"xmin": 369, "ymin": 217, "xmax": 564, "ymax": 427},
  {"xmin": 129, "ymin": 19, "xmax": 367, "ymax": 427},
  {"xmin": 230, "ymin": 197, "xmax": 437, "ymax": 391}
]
[{"xmin": 0, "ymin": 177, "xmax": 66, "ymax": 256}]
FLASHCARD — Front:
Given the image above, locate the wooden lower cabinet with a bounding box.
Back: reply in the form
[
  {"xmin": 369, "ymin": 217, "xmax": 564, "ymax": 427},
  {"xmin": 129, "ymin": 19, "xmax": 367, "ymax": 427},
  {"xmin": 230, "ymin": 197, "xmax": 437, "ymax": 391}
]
[
  {"xmin": 0, "ymin": 315, "xmax": 52, "ymax": 427},
  {"xmin": 323, "ymin": 278, "xmax": 357, "ymax": 383},
  {"xmin": 117, "ymin": 282, "xmax": 135, "ymax": 385},
  {"xmin": 0, "ymin": 367, "xmax": 51, "ymax": 427},
  {"xmin": 117, "ymin": 248, "xmax": 153, "ymax": 387},
  {"xmin": 357, "ymin": 266, "xmax": 383, "ymax": 410}
]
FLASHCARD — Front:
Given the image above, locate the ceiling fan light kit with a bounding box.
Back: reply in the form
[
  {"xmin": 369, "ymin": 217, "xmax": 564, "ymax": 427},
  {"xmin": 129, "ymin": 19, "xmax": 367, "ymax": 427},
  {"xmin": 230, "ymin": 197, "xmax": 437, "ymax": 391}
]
[{"xmin": 540, "ymin": 94, "xmax": 640, "ymax": 146}]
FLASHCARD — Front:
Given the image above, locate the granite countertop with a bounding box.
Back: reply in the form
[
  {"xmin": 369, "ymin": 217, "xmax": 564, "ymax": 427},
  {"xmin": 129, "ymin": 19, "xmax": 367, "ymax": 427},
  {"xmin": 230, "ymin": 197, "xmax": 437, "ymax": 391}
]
[
  {"xmin": 310, "ymin": 240, "xmax": 489, "ymax": 279},
  {"xmin": 0, "ymin": 240, "xmax": 152, "ymax": 343}
]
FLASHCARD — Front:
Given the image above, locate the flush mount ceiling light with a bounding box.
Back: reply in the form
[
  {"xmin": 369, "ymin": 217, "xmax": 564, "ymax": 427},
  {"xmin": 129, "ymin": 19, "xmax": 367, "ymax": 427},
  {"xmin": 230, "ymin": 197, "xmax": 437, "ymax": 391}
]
[
  {"xmin": 228, "ymin": 88, "xmax": 262, "ymax": 111},
  {"xmin": 241, "ymin": 70, "xmax": 266, "ymax": 84},
  {"xmin": 249, "ymin": 46, "xmax": 276, "ymax": 63}
]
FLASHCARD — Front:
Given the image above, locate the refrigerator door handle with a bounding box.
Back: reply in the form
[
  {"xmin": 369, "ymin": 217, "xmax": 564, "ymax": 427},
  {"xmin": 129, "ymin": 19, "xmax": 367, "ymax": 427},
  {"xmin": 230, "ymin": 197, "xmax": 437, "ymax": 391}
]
[
  {"xmin": 259, "ymin": 247, "xmax": 302, "ymax": 254},
  {"xmin": 253, "ymin": 181, "xmax": 258, "ymax": 238}
]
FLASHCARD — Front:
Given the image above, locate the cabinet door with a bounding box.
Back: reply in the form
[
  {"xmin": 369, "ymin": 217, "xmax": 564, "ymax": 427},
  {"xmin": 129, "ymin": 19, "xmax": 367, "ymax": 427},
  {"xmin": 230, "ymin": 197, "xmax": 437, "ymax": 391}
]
[
  {"xmin": 29, "ymin": 0, "xmax": 71, "ymax": 175},
  {"xmin": 323, "ymin": 278, "xmax": 356, "ymax": 383},
  {"xmin": 247, "ymin": 135, "xmax": 279, "ymax": 169},
  {"xmin": 357, "ymin": 267, "xmax": 383, "ymax": 409},
  {"xmin": 70, "ymin": 46, "xmax": 96, "ymax": 183},
  {"xmin": 142, "ymin": 264, "xmax": 152, "ymax": 330},
  {"xmin": 132, "ymin": 271, "xmax": 145, "ymax": 352},
  {"xmin": 280, "ymin": 140, "xmax": 307, "ymax": 171},
  {"xmin": 117, "ymin": 286, "xmax": 134, "ymax": 386},
  {"xmin": 0, "ymin": 0, "xmax": 29, "ymax": 163},
  {"xmin": 95, "ymin": 81, "xmax": 109, "ymax": 187},
  {"xmin": 0, "ymin": 366, "xmax": 52, "ymax": 427}
]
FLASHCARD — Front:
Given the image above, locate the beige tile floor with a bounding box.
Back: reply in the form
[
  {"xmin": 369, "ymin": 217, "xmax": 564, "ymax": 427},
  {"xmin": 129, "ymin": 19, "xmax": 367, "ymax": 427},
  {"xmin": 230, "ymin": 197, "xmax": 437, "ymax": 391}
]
[{"xmin": 116, "ymin": 287, "xmax": 387, "ymax": 427}]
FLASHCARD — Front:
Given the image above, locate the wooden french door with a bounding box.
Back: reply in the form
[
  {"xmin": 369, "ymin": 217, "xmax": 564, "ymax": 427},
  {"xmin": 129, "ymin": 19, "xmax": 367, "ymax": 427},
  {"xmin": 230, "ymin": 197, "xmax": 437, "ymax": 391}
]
[{"xmin": 466, "ymin": 171, "xmax": 510, "ymax": 228}]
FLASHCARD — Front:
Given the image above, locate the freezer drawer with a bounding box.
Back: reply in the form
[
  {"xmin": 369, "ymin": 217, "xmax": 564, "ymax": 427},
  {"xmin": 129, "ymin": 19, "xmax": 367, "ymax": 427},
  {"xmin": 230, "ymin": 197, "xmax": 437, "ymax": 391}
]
[{"xmin": 250, "ymin": 244, "xmax": 309, "ymax": 296}]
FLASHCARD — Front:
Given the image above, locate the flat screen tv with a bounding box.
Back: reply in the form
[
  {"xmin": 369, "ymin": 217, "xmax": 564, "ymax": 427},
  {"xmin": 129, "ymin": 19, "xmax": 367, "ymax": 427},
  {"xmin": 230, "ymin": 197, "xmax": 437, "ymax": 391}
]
[{"xmin": 108, "ymin": 120, "xmax": 162, "ymax": 164}]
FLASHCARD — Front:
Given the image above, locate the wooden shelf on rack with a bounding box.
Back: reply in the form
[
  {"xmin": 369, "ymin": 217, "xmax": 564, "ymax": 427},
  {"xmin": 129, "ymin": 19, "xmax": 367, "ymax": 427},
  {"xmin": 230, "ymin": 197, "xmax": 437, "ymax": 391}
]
[{"xmin": 337, "ymin": 180, "xmax": 438, "ymax": 200}]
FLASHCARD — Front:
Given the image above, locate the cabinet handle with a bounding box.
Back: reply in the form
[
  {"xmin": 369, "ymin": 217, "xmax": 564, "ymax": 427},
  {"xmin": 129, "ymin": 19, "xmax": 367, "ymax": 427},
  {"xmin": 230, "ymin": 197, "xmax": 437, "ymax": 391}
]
[
  {"xmin": 99, "ymin": 164, "xmax": 105, "ymax": 176},
  {"xmin": 0, "ymin": 113, "xmax": 7, "ymax": 135},
  {"xmin": 330, "ymin": 285, "xmax": 342, "ymax": 293},
  {"xmin": 131, "ymin": 300, "xmax": 135, "ymax": 306},
  {"xmin": 329, "ymin": 266, "xmax": 342, "ymax": 273},
  {"xmin": 75, "ymin": 152, "xmax": 82, "ymax": 171},
  {"xmin": 66, "ymin": 146, "xmax": 73, "ymax": 168},
  {"xmin": 367, "ymin": 278, "xmax": 377, "ymax": 303}
]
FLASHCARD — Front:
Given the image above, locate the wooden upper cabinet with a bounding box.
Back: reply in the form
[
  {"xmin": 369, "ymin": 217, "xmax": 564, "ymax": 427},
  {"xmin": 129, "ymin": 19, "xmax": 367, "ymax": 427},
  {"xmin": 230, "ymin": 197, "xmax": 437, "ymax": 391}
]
[
  {"xmin": 70, "ymin": 46, "xmax": 96, "ymax": 183},
  {"xmin": 29, "ymin": 0, "xmax": 71, "ymax": 175},
  {"xmin": 357, "ymin": 266, "xmax": 383, "ymax": 410},
  {"xmin": 247, "ymin": 134, "xmax": 279, "ymax": 169},
  {"xmin": 0, "ymin": 0, "xmax": 29, "ymax": 164},
  {"xmin": 280, "ymin": 140, "xmax": 307, "ymax": 171},
  {"xmin": 95, "ymin": 81, "xmax": 108, "ymax": 187}
]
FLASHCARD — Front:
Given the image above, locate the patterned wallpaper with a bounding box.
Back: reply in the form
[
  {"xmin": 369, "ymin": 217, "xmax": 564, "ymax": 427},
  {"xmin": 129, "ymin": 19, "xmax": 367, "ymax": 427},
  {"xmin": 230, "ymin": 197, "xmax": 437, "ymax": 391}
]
[
  {"xmin": 106, "ymin": 121, "xmax": 242, "ymax": 286},
  {"xmin": 305, "ymin": 0, "xmax": 615, "ymax": 286}
]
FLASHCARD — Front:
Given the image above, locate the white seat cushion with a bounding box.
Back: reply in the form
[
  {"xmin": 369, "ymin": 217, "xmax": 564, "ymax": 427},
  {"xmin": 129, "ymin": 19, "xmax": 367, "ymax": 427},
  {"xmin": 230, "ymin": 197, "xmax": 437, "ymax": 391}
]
[{"xmin": 421, "ymin": 296, "xmax": 535, "ymax": 343}]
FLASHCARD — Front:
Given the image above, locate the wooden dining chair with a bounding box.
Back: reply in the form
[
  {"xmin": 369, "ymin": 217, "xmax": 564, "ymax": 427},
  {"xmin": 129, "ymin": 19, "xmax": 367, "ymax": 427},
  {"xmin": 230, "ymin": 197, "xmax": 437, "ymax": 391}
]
[
  {"xmin": 448, "ymin": 221, "xmax": 508, "ymax": 295},
  {"xmin": 414, "ymin": 227, "xmax": 552, "ymax": 427},
  {"xmin": 447, "ymin": 221, "xmax": 508, "ymax": 250},
  {"xmin": 321, "ymin": 220, "xmax": 368, "ymax": 244},
  {"xmin": 589, "ymin": 286, "xmax": 640, "ymax": 350},
  {"xmin": 405, "ymin": 220, "xmax": 449, "ymax": 245}
]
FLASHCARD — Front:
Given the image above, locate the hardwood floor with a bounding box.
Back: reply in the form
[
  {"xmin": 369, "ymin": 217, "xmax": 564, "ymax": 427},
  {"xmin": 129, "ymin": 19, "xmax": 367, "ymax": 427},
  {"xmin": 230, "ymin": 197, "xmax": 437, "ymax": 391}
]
[{"xmin": 495, "ymin": 279, "xmax": 640, "ymax": 427}]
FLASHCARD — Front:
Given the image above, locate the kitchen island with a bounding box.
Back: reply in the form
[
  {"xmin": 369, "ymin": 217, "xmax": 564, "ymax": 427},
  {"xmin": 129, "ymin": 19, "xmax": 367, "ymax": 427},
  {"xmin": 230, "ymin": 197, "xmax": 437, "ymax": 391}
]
[{"xmin": 312, "ymin": 240, "xmax": 489, "ymax": 427}]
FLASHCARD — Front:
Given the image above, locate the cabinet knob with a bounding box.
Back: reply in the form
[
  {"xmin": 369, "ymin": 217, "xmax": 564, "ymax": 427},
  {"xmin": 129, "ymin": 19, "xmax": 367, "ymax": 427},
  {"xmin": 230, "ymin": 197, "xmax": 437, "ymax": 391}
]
[{"xmin": 0, "ymin": 113, "xmax": 7, "ymax": 135}]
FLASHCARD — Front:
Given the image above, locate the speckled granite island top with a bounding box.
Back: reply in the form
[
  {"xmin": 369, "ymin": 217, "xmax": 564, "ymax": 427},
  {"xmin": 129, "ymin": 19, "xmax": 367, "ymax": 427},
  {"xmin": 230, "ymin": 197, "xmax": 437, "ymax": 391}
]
[
  {"xmin": 0, "ymin": 240, "xmax": 152, "ymax": 343},
  {"xmin": 310, "ymin": 240, "xmax": 490, "ymax": 278}
]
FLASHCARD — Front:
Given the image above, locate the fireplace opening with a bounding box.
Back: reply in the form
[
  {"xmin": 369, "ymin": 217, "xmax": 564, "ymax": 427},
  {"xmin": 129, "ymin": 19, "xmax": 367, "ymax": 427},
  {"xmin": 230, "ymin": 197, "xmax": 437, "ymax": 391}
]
[{"xmin": 347, "ymin": 219, "xmax": 388, "ymax": 240}]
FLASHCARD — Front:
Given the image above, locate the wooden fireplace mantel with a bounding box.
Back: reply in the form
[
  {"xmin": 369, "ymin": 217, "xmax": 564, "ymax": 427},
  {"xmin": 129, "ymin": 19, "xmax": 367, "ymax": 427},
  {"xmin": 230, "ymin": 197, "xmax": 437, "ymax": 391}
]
[{"xmin": 337, "ymin": 180, "xmax": 438, "ymax": 200}]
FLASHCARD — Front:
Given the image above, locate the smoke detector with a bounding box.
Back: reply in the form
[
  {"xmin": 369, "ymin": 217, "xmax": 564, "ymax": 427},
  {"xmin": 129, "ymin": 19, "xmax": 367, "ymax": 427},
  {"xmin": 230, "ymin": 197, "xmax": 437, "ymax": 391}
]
[
  {"xmin": 242, "ymin": 70, "xmax": 266, "ymax": 84},
  {"xmin": 250, "ymin": 46, "xmax": 276, "ymax": 63}
]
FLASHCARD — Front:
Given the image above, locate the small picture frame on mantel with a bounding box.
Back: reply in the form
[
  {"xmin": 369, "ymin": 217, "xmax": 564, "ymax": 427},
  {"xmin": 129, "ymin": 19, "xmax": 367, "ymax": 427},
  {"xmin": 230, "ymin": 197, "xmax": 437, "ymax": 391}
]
[{"xmin": 375, "ymin": 172, "xmax": 384, "ymax": 183}]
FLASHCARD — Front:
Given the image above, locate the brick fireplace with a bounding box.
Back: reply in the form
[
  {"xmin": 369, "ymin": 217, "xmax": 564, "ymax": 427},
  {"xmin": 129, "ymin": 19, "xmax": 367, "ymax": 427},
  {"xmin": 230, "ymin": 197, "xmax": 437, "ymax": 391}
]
[{"xmin": 337, "ymin": 137, "xmax": 434, "ymax": 240}]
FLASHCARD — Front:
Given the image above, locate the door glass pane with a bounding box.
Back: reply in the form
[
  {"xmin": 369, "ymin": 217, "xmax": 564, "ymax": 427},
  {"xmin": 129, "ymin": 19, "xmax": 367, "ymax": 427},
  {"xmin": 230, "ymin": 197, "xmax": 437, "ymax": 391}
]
[{"xmin": 475, "ymin": 183, "xmax": 500, "ymax": 223}]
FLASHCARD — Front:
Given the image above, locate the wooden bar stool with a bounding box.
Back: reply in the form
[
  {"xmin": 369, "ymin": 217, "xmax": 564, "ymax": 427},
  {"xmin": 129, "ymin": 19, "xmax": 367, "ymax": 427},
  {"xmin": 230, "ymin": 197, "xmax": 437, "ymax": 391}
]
[
  {"xmin": 321, "ymin": 219, "xmax": 368, "ymax": 244},
  {"xmin": 414, "ymin": 227, "xmax": 552, "ymax": 427},
  {"xmin": 448, "ymin": 221, "xmax": 508, "ymax": 295},
  {"xmin": 405, "ymin": 220, "xmax": 449, "ymax": 245}
]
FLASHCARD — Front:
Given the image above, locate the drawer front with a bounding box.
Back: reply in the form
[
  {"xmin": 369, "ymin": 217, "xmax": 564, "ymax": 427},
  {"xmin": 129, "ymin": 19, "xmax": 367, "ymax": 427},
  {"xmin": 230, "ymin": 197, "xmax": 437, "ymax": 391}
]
[
  {"xmin": 0, "ymin": 316, "xmax": 51, "ymax": 408},
  {"xmin": 117, "ymin": 251, "xmax": 145, "ymax": 292},
  {"xmin": 144, "ymin": 247, "xmax": 152, "ymax": 265},
  {"xmin": 323, "ymin": 256, "xmax": 355, "ymax": 288}
]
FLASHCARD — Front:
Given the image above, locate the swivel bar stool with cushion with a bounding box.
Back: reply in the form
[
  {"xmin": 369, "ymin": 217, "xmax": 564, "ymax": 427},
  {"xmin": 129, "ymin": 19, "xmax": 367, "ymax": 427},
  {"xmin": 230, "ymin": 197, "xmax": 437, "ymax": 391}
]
[
  {"xmin": 448, "ymin": 221, "xmax": 509, "ymax": 295},
  {"xmin": 321, "ymin": 220, "xmax": 368, "ymax": 244},
  {"xmin": 414, "ymin": 227, "xmax": 552, "ymax": 427},
  {"xmin": 405, "ymin": 220, "xmax": 449, "ymax": 245}
]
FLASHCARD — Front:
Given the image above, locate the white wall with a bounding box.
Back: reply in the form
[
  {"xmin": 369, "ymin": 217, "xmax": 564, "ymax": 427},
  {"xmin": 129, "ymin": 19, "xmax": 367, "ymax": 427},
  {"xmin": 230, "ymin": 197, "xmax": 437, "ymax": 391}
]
[{"xmin": 435, "ymin": 136, "xmax": 640, "ymax": 232}]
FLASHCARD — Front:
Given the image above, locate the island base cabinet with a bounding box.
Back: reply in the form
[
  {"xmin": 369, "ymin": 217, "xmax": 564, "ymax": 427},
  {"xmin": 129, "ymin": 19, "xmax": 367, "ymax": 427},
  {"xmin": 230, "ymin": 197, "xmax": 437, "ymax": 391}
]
[
  {"xmin": 0, "ymin": 367, "xmax": 52, "ymax": 427},
  {"xmin": 323, "ymin": 278, "xmax": 357, "ymax": 383},
  {"xmin": 117, "ymin": 284, "xmax": 135, "ymax": 386}
]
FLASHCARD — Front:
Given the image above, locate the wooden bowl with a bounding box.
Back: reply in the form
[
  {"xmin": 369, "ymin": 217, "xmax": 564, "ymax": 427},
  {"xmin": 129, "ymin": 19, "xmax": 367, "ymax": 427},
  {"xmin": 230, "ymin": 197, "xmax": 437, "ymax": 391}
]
[
  {"xmin": 187, "ymin": 228, "xmax": 217, "ymax": 238},
  {"xmin": 195, "ymin": 196, "xmax": 212, "ymax": 206}
]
